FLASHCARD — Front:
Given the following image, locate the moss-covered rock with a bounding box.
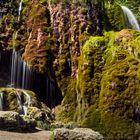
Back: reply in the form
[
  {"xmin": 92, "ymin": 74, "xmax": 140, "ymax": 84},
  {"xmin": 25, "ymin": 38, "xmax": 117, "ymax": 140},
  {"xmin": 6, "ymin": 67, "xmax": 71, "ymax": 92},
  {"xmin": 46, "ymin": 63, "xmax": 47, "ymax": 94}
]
[
  {"xmin": 55, "ymin": 29, "xmax": 140, "ymax": 139},
  {"xmin": 99, "ymin": 29, "xmax": 140, "ymax": 138},
  {"xmin": 0, "ymin": 88, "xmax": 54, "ymax": 130},
  {"xmin": 1, "ymin": 0, "xmax": 140, "ymax": 139},
  {"xmin": 76, "ymin": 36, "xmax": 105, "ymax": 123},
  {"xmin": 103, "ymin": 2, "xmax": 125, "ymax": 31},
  {"xmin": 21, "ymin": 0, "xmax": 53, "ymax": 72},
  {"xmin": 0, "ymin": 88, "xmax": 42, "ymax": 112},
  {"xmin": 0, "ymin": 111, "xmax": 36, "ymax": 131}
]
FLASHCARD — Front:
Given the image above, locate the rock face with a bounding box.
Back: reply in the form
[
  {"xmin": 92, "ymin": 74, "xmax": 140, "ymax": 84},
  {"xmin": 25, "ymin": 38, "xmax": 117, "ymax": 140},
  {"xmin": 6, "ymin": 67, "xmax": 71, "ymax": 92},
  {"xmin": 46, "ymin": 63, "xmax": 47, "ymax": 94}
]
[
  {"xmin": 0, "ymin": 88, "xmax": 41, "ymax": 112},
  {"xmin": 0, "ymin": 88, "xmax": 54, "ymax": 130},
  {"xmin": 53, "ymin": 128, "xmax": 103, "ymax": 140},
  {"xmin": 0, "ymin": 111, "xmax": 35, "ymax": 131},
  {"xmin": 0, "ymin": 0, "xmax": 140, "ymax": 139}
]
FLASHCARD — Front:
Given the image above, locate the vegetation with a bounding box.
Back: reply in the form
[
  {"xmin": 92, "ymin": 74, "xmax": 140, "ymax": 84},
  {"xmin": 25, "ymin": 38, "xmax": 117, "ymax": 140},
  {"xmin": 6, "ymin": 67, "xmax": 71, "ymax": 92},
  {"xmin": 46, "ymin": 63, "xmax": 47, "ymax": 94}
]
[
  {"xmin": 1, "ymin": 0, "xmax": 140, "ymax": 139},
  {"xmin": 118, "ymin": 0, "xmax": 140, "ymax": 19}
]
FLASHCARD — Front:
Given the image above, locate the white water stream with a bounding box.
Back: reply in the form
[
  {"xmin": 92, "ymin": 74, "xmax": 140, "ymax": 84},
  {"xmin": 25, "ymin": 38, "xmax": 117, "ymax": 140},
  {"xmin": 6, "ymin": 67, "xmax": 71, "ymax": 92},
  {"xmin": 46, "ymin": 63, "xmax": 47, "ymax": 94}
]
[
  {"xmin": 0, "ymin": 92, "xmax": 3, "ymax": 111},
  {"xmin": 121, "ymin": 6, "xmax": 140, "ymax": 31}
]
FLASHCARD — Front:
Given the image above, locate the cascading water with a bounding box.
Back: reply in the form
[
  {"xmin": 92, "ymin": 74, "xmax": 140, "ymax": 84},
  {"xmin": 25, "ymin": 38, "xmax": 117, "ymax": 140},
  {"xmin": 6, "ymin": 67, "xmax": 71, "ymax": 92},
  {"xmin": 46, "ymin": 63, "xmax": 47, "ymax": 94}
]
[
  {"xmin": 15, "ymin": 89, "xmax": 31, "ymax": 115},
  {"xmin": 22, "ymin": 90, "xmax": 31, "ymax": 116},
  {"xmin": 18, "ymin": 0, "xmax": 23, "ymax": 22},
  {"xmin": 121, "ymin": 6, "xmax": 140, "ymax": 31},
  {"xmin": 0, "ymin": 92, "xmax": 3, "ymax": 111},
  {"xmin": 10, "ymin": 51, "xmax": 32, "ymax": 89},
  {"xmin": 16, "ymin": 90, "xmax": 24, "ymax": 114},
  {"xmin": 10, "ymin": 0, "xmax": 32, "ymax": 89},
  {"xmin": 10, "ymin": 50, "xmax": 62, "ymax": 109}
]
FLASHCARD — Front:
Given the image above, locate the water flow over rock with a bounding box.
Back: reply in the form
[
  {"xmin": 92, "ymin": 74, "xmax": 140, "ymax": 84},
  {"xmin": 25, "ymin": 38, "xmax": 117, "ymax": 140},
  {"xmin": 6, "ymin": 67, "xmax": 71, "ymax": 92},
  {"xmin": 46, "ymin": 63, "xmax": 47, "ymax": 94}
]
[
  {"xmin": 18, "ymin": 0, "xmax": 23, "ymax": 22},
  {"xmin": 22, "ymin": 90, "xmax": 31, "ymax": 115},
  {"xmin": 0, "ymin": 88, "xmax": 32, "ymax": 115},
  {"xmin": 15, "ymin": 89, "xmax": 31, "ymax": 115},
  {"xmin": 10, "ymin": 51, "xmax": 32, "ymax": 89},
  {"xmin": 121, "ymin": 6, "xmax": 140, "ymax": 31},
  {"xmin": 0, "ymin": 92, "xmax": 3, "ymax": 111},
  {"xmin": 9, "ymin": 0, "xmax": 62, "ymax": 109},
  {"xmin": 16, "ymin": 89, "xmax": 24, "ymax": 114},
  {"xmin": 10, "ymin": 50, "xmax": 62, "ymax": 108}
]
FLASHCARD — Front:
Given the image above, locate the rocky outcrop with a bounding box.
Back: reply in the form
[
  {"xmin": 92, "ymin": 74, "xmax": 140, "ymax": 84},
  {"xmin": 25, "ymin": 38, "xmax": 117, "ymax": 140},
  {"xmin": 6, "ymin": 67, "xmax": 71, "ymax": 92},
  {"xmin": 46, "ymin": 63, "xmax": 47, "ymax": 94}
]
[
  {"xmin": 27, "ymin": 106, "xmax": 54, "ymax": 130},
  {"xmin": 52, "ymin": 128, "xmax": 103, "ymax": 140},
  {"xmin": 0, "ymin": 0, "xmax": 138, "ymax": 139},
  {"xmin": 0, "ymin": 88, "xmax": 54, "ymax": 130},
  {"xmin": 0, "ymin": 111, "xmax": 35, "ymax": 131},
  {"xmin": 0, "ymin": 88, "xmax": 41, "ymax": 112}
]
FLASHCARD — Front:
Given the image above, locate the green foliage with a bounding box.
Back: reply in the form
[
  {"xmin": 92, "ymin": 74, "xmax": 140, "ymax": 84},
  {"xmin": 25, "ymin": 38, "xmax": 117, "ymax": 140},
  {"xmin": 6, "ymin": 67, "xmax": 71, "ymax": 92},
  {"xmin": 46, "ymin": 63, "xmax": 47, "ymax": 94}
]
[
  {"xmin": 56, "ymin": 80, "xmax": 77, "ymax": 123},
  {"xmin": 36, "ymin": 121, "xmax": 50, "ymax": 130},
  {"xmin": 103, "ymin": 2, "xmax": 125, "ymax": 31},
  {"xmin": 76, "ymin": 36, "xmax": 105, "ymax": 123},
  {"xmin": 49, "ymin": 131, "xmax": 55, "ymax": 140}
]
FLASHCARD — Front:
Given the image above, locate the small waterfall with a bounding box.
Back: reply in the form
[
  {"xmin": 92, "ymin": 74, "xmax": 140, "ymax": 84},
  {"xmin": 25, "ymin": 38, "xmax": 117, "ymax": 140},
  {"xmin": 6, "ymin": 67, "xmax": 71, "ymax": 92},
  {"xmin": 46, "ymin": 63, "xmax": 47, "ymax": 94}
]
[
  {"xmin": 18, "ymin": 0, "xmax": 23, "ymax": 22},
  {"xmin": 0, "ymin": 92, "xmax": 3, "ymax": 111},
  {"xmin": 14, "ymin": 0, "xmax": 23, "ymax": 39},
  {"xmin": 121, "ymin": 6, "xmax": 140, "ymax": 31},
  {"xmin": 22, "ymin": 90, "xmax": 31, "ymax": 116},
  {"xmin": 10, "ymin": 51, "xmax": 31, "ymax": 89},
  {"xmin": 10, "ymin": 50, "xmax": 62, "ymax": 108},
  {"xmin": 16, "ymin": 91, "xmax": 24, "ymax": 114},
  {"xmin": 15, "ymin": 89, "xmax": 31, "ymax": 115}
]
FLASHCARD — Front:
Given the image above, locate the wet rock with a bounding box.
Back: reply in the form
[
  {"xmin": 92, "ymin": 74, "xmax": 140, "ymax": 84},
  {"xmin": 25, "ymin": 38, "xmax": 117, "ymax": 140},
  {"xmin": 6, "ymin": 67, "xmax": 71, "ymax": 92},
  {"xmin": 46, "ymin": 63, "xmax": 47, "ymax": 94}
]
[
  {"xmin": 27, "ymin": 107, "xmax": 54, "ymax": 130},
  {"xmin": 27, "ymin": 106, "xmax": 54, "ymax": 123},
  {"xmin": 53, "ymin": 128, "xmax": 104, "ymax": 140},
  {"xmin": 0, "ymin": 111, "xmax": 36, "ymax": 131}
]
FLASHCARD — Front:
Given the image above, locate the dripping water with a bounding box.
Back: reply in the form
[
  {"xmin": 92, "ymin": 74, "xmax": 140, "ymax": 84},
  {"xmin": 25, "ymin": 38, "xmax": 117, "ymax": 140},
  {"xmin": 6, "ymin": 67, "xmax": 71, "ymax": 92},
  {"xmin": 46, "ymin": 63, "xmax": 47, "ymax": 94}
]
[
  {"xmin": 0, "ymin": 92, "xmax": 3, "ymax": 111},
  {"xmin": 121, "ymin": 6, "xmax": 140, "ymax": 31}
]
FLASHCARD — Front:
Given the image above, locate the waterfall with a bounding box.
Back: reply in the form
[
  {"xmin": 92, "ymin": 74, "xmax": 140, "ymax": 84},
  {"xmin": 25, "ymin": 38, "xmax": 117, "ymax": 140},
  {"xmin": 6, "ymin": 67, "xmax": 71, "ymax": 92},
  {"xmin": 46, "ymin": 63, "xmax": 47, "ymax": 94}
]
[
  {"xmin": 10, "ymin": 50, "xmax": 63, "ymax": 108},
  {"xmin": 18, "ymin": 0, "xmax": 23, "ymax": 22},
  {"xmin": 9, "ymin": 0, "xmax": 62, "ymax": 109},
  {"xmin": 10, "ymin": 51, "xmax": 32, "ymax": 89},
  {"xmin": 22, "ymin": 90, "xmax": 31, "ymax": 116},
  {"xmin": 16, "ymin": 90, "xmax": 24, "ymax": 114},
  {"xmin": 15, "ymin": 89, "xmax": 31, "ymax": 115},
  {"xmin": 121, "ymin": 6, "xmax": 140, "ymax": 31},
  {"xmin": 0, "ymin": 92, "xmax": 3, "ymax": 111}
]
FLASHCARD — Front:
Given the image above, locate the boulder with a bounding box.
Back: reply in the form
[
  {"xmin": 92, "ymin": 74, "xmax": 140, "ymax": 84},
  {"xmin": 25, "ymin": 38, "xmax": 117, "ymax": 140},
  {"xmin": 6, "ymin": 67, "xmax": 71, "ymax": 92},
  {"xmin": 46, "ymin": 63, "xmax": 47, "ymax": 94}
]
[
  {"xmin": 0, "ymin": 111, "xmax": 36, "ymax": 131},
  {"xmin": 53, "ymin": 128, "xmax": 104, "ymax": 140},
  {"xmin": 27, "ymin": 106, "xmax": 54, "ymax": 122},
  {"xmin": 27, "ymin": 106, "xmax": 54, "ymax": 130}
]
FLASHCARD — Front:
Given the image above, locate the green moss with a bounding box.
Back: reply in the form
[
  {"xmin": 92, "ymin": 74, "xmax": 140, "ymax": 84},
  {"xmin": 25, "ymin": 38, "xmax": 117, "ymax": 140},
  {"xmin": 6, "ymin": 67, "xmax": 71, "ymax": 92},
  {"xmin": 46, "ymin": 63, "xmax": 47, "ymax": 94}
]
[
  {"xmin": 56, "ymin": 80, "xmax": 77, "ymax": 123},
  {"xmin": 81, "ymin": 105, "xmax": 101, "ymax": 131},
  {"xmin": 76, "ymin": 36, "xmax": 105, "ymax": 123},
  {"xmin": 0, "ymin": 88, "xmax": 42, "ymax": 112},
  {"xmin": 56, "ymin": 29, "xmax": 140, "ymax": 139},
  {"xmin": 103, "ymin": 2, "xmax": 125, "ymax": 31},
  {"xmin": 98, "ymin": 29, "xmax": 140, "ymax": 138},
  {"xmin": 21, "ymin": 1, "xmax": 53, "ymax": 73},
  {"xmin": 49, "ymin": 131, "xmax": 55, "ymax": 140}
]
